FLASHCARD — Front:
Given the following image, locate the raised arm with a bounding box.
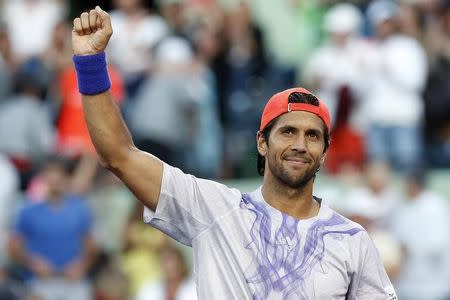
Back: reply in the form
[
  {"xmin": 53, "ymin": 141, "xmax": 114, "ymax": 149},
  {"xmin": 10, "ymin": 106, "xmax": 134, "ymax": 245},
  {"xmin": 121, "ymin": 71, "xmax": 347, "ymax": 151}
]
[{"xmin": 72, "ymin": 6, "xmax": 162, "ymax": 211}]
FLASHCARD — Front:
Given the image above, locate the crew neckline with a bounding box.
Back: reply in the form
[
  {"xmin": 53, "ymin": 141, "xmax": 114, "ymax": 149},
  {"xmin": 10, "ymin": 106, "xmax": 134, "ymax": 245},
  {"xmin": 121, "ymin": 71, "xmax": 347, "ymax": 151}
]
[{"xmin": 249, "ymin": 186, "xmax": 331, "ymax": 225}]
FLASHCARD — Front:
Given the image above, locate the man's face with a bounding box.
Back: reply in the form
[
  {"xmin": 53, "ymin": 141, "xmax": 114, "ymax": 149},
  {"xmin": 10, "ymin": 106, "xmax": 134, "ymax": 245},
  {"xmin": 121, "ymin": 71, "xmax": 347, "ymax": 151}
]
[
  {"xmin": 42, "ymin": 163, "xmax": 68, "ymax": 197},
  {"xmin": 258, "ymin": 111, "xmax": 326, "ymax": 189}
]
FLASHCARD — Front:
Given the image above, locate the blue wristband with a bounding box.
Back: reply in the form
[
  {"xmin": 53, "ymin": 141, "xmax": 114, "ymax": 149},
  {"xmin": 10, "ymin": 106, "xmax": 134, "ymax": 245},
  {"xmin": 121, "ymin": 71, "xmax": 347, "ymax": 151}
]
[{"xmin": 73, "ymin": 52, "xmax": 111, "ymax": 95}]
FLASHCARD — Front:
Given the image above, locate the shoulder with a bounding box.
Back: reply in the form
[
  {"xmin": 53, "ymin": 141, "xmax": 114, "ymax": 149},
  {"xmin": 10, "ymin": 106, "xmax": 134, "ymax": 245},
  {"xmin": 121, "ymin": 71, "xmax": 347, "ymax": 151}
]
[
  {"xmin": 21, "ymin": 200, "xmax": 46, "ymax": 212},
  {"xmin": 16, "ymin": 201, "xmax": 47, "ymax": 223},
  {"xmin": 163, "ymin": 163, "xmax": 242, "ymax": 198},
  {"xmin": 323, "ymin": 207, "xmax": 368, "ymax": 242}
]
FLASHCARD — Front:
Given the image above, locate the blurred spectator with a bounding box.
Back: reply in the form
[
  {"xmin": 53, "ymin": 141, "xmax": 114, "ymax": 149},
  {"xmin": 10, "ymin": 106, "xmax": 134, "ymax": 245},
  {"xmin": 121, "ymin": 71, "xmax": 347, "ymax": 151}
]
[
  {"xmin": 56, "ymin": 63, "xmax": 125, "ymax": 158},
  {"xmin": 303, "ymin": 3, "xmax": 367, "ymax": 125},
  {"xmin": 341, "ymin": 194, "xmax": 403, "ymax": 282},
  {"xmin": 342, "ymin": 161, "xmax": 400, "ymax": 229},
  {"xmin": 220, "ymin": 2, "xmax": 270, "ymax": 178},
  {"xmin": 391, "ymin": 169, "xmax": 450, "ymax": 300},
  {"xmin": 136, "ymin": 245, "xmax": 197, "ymax": 300},
  {"xmin": 108, "ymin": 0, "xmax": 169, "ymax": 97},
  {"xmin": 8, "ymin": 154, "xmax": 98, "ymax": 300},
  {"xmin": 0, "ymin": 154, "xmax": 19, "ymax": 269},
  {"xmin": 94, "ymin": 260, "xmax": 130, "ymax": 300},
  {"xmin": 189, "ymin": 16, "xmax": 227, "ymax": 122},
  {"xmin": 0, "ymin": 0, "xmax": 67, "ymax": 64},
  {"xmin": 0, "ymin": 25, "xmax": 12, "ymax": 101},
  {"xmin": 249, "ymin": 0, "xmax": 325, "ymax": 73},
  {"xmin": 88, "ymin": 170, "xmax": 135, "ymax": 254},
  {"xmin": 398, "ymin": 1, "xmax": 425, "ymax": 40},
  {"xmin": 422, "ymin": 0, "xmax": 450, "ymax": 168},
  {"xmin": 42, "ymin": 20, "xmax": 74, "ymax": 75},
  {"xmin": 158, "ymin": 0, "xmax": 188, "ymax": 36},
  {"xmin": 120, "ymin": 204, "xmax": 168, "ymax": 296},
  {"xmin": 364, "ymin": 0, "xmax": 428, "ymax": 172},
  {"xmin": 129, "ymin": 36, "xmax": 222, "ymax": 177},
  {"xmin": 0, "ymin": 58, "xmax": 54, "ymax": 189},
  {"xmin": 333, "ymin": 160, "xmax": 404, "ymax": 282}
]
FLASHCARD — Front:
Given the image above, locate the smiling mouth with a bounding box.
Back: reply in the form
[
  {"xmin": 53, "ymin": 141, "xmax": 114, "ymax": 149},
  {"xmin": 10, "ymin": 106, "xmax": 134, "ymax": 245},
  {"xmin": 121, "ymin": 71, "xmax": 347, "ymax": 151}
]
[{"xmin": 284, "ymin": 158, "xmax": 309, "ymax": 166}]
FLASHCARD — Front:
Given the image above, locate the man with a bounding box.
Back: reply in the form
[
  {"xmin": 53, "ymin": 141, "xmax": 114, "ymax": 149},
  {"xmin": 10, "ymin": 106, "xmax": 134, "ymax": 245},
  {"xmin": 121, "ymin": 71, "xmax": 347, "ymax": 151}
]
[
  {"xmin": 72, "ymin": 6, "xmax": 396, "ymax": 298},
  {"xmin": 8, "ymin": 155, "xmax": 97, "ymax": 300},
  {"xmin": 364, "ymin": 0, "xmax": 427, "ymax": 172},
  {"xmin": 391, "ymin": 169, "xmax": 450, "ymax": 299}
]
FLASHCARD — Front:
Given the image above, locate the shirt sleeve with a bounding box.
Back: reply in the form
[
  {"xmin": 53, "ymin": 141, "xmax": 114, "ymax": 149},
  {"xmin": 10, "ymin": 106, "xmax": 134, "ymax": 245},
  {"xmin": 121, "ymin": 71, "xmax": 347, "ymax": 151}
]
[
  {"xmin": 347, "ymin": 231, "xmax": 397, "ymax": 299},
  {"xmin": 143, "ymin": 163, "xmax": 242, "ymax": 246}
]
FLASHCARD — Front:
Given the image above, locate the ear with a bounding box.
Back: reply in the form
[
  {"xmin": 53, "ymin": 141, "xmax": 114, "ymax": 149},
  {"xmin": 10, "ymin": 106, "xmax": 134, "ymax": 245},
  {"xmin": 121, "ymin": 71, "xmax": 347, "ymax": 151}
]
[
  {"xmin": 256, "ymin": 131, "xmax": 268, "ymax": 157},
  {"xmin": 320, "ymin": 152, "xmax": 326, "ymax": 165}
]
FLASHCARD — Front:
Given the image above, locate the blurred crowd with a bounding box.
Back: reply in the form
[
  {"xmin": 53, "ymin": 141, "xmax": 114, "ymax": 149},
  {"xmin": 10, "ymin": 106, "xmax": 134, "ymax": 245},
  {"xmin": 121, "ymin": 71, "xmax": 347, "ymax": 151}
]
[{"xmin": 0, "ymin": 0, "xmax": 449, "ymax": 299}]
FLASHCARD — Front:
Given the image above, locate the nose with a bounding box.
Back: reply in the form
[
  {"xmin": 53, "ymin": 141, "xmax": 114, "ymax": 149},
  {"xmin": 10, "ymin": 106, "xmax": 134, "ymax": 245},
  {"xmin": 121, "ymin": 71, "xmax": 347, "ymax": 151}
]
[{"xmin": 290, "ymin": 134, "xmax": 307, "ymax": 153}]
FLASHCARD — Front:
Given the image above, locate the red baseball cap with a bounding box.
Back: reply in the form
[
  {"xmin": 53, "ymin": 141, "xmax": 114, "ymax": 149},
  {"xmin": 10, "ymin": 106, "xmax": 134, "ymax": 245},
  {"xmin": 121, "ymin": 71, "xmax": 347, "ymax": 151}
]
[{"xmin": 259, "ymin": 87, "xmax": 331, "ymax": 132}]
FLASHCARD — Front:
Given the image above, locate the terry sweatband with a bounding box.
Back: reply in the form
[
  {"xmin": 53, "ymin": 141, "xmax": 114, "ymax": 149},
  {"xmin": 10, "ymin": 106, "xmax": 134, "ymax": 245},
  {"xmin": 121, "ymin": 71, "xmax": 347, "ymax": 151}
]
[{"xmin": 73, "ymin": 52, "xmax": 111, "ymax": 95}]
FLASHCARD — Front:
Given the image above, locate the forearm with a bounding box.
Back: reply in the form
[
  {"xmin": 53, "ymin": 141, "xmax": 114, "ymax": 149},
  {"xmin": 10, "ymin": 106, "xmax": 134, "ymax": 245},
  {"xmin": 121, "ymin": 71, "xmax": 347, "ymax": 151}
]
[
  {"xmin": 73, "ymin": 6, "xmax": 164, "ymax": 210},
  {"xmin": 82, "ymin": 91, "xmax": 135, "ymax": 168},
  {"xmin": 80, "ymin": 235, "xmax": 97, "ymax": 270},
  {"xmin": 70, "ymin": 153, "xmax": 99, "ymax": 194},
  {"xmin": 8, "ymin": 235, "xmax": 32, "ymax": 267}
]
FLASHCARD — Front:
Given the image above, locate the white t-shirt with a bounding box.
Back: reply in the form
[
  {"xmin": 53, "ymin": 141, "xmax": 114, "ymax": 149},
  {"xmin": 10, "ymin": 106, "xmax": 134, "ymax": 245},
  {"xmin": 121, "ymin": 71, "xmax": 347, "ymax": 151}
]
[
  {"xmin": 108, "ymin": 10, "xmax": 169, "ymax": 76},
  {"xmin": 391, "ymin": 191, "xmax": 450, "ymax": 299},
  {"xmin": 137, "ymin": 277, "xmax": 197, "ymax": 300},
  {"xmin": 144, "ymin": 164, "xmax": 396, "ymax": 299},
  {"xmin": 1, "ymin": 0, "xmax": 65, "ymax": 59}
]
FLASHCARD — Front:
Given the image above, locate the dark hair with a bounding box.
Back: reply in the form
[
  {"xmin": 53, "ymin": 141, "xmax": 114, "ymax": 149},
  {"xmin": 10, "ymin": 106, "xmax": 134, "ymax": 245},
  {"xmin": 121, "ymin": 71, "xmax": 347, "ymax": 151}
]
[
  {"xmin": 39, "ymin": 155, "xmax": 74, "ymax": 175},
  {"xmin": 257, "ymin": 92, "xmax": 330, "ymax": 176}
]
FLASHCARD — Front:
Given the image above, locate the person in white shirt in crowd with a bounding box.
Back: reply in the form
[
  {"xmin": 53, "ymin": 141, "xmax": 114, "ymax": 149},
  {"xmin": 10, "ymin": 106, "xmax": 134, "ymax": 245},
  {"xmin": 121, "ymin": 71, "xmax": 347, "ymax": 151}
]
[
  {"xmin": 137, "ymin": 245, "xmax": 197, "ymax": 300},
  {"xmin": 129, "ymin": 36, "xmax": 222, "ymax": 178},
  {"xmin": 342, "ymin": 161, "xmax": 400, "ymax": 229},
  {"xmin": 108, "ymin": 0, "xmax": 169, "ymax": 97},
  {"xmin": 0, "ymin": 0, "xmax": 67, "ymax": 64},
  {"xmin": 391, "ymin": 168, "xmax": 450, "ymax": 300},
  {"xmin": 364, "ymin": 0, "xmax": 428, "ymax": 172},
  {"xmin": 303, "ymin": 3, "xmax": 374, "ymax": 131},
  {"xmin": 0, "ymin": 58, "xmax": 54, "ymax": 189},
  {"xmin": 340, "ymin": 188, "xmax": 403, "ymax": 283}
]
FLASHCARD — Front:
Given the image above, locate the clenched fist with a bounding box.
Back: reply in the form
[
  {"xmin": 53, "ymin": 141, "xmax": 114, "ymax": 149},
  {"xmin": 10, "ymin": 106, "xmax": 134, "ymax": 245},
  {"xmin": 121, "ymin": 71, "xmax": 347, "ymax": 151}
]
[{"xmin": 72, "ymin": 6, "xmax": 113, "ymax": 56}]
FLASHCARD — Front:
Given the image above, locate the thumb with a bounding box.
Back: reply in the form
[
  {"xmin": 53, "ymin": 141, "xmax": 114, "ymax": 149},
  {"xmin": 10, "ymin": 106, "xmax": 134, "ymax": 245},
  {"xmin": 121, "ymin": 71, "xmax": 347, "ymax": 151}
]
[{"xmin": 95, "ymin": 6, "xmax": 112, "ymax": 34}]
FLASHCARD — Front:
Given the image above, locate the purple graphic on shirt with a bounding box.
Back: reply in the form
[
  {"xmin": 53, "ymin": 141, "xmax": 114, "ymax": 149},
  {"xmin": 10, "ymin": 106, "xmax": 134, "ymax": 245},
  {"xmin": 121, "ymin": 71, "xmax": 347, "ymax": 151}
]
[{"xmin": 241, "ymin": 193, "xmax": 362, "ymax": 300}]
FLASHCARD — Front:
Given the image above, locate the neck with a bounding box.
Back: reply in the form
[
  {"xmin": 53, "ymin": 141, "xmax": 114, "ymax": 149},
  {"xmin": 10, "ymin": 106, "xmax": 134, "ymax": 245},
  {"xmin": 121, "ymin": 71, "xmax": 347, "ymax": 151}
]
[
  {"xmin": 47, "ymin": 191, "xmax": 63, "ymax": 204},
  {"xmin": 261, "ymin": 176, "xmax": 319, "ymax": 219}
]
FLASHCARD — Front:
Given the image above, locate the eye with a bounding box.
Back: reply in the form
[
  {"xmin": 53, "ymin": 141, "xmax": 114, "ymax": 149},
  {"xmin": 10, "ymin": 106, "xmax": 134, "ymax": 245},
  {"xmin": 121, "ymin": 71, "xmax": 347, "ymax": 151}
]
[
  {"xmin": 307, "ymin": 131, "xmax": 319, "ymax": 140},
  {"xmin": 283, "ymin": 128, "xmax": 294, "ymax": 135}
]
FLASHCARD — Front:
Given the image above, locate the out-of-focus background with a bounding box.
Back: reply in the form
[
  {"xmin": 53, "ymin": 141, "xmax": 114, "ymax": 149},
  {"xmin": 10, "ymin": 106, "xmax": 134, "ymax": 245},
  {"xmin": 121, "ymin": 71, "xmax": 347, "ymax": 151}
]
[{"xmin": 0, "ymin": 0, "xmax": 449, "ymax": 299}]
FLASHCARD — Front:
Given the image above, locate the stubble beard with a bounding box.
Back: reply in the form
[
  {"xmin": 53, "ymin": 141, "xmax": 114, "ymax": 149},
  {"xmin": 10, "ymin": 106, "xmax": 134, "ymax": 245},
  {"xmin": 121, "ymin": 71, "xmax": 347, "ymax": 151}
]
[{"xmin": 267, "ymin": 156, "xmax": 321, "ymax": 189}]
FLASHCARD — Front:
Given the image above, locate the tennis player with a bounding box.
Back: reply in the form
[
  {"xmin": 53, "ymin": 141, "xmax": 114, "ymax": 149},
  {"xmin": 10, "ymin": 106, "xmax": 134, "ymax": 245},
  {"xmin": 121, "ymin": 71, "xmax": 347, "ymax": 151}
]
[{"xmin": 72, "ymin": 6, "xmax": 397, "ymax": 299}]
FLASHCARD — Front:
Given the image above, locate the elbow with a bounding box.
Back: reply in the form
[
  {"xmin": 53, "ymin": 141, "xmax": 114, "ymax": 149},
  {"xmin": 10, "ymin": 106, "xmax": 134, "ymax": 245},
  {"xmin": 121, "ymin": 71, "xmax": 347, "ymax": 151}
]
[
  {"xmin": 98, "ymin": 146, "xmax": 134, "ymax": 173},
  {"xmin": 99, "ymin": 156, "xmax": 123, "ymax": 173}
]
